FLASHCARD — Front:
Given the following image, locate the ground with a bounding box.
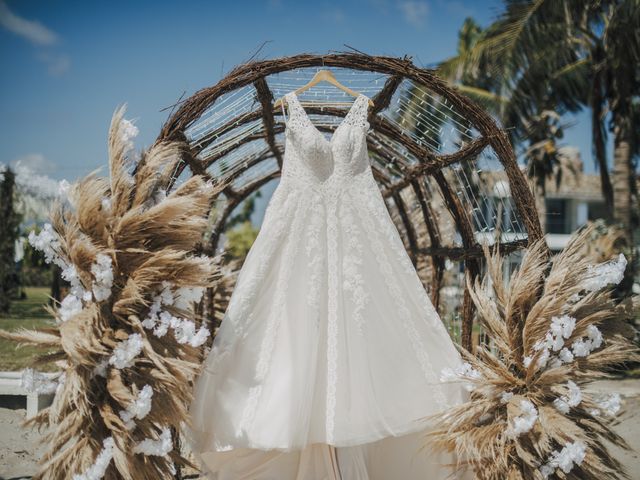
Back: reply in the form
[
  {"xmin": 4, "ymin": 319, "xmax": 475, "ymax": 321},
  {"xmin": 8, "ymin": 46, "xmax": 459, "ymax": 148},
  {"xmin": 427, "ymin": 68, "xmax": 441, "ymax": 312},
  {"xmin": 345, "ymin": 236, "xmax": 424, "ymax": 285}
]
[{"xmin": 0, "ymin": 379, "xmax": 638, "ymax": 479}]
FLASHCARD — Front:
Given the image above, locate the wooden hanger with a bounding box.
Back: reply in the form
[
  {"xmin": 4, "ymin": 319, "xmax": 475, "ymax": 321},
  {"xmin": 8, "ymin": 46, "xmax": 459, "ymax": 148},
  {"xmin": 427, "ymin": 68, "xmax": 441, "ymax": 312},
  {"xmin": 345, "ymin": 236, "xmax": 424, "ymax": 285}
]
[{"xmin": 273, "ymin": 69, "xmax": 375, "ymax": 109}]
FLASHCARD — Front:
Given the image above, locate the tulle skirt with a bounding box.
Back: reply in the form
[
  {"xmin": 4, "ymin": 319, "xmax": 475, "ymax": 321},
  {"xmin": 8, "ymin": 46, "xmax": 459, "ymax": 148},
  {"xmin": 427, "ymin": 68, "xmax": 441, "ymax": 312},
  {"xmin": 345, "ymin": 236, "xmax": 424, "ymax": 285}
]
[{"xmin": 192, "ymin": 429, "xmax": 472, "ymax": 479}]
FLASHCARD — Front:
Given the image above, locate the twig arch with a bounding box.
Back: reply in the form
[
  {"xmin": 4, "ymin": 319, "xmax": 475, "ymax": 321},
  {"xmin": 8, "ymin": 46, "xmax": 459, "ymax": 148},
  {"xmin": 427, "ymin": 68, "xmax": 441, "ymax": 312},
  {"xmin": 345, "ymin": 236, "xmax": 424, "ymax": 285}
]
[{"xmin": 154, "ymin": 52, "xmax": 545, "ymax": 351}]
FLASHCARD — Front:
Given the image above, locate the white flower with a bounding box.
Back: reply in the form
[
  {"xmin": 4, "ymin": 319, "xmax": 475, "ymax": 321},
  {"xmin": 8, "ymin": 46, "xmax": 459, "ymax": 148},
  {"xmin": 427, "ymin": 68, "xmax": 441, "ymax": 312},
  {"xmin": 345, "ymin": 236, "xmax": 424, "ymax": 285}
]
[
  {"xmin": 190, "ymin": 325, "xmax": 210, "ymax": 347},
  {"xmin": 536, "ymin": 348, "xmax": 550, "ymax": 369},
  {"xmin": 552, "ymin": 315, "xmax": 576, "ymax": 340},
  {"xmin": 527, "ymin": 316, "xmax": 579, "ymax": 371},
  {"xmin": 141, "ymin": 282, "xmax": 210, "ymax": 347},
  {"xmin": 558, "ymin": 347, "xmax": 574, "ymax": 363},
  {"xmin": 540, "ymin": 441, "xmax": 586, "ymax": 478},
  {"xmin": 571, "ymin": 339, "xmax": 589, "ymax": 357},
  {"xmin": 20, "ymin": 368, "xmax": 62, "ymax": 395},
  {"xmin": 172, "ymin": 319, "xmax": 194, "ymax": 344},
  {"xmin": 553, "ymin": 380, "xmax": 582, "ymax": 414},
  {"xmin": 56, "ymin": 260, "xmax": 94, "ymax": 322},
  {"xmin": 28, "ymin": 223, "xmax": 65, "ymax": 268},
  {"xmin": 72, "ymin": 436, "xmax": 115, "ymax": 480},
  {"xmin": 541, "ymin": 315, "xmax": 577, "ymax": 352},
  {"xmin": 549, "ymin": 357, "xmax": 563, "ymax": 369},
  {"xmin": 119, "ymin": 385, "xmax": 153, "ymax": 431},
  {"xmin": 500, "ymin": 391, "xmax": 514, "ymax": 404},
  {"xmin": 154, "ymin": 312, "xmax": 172, "ymax": 337},
  {"xmin": 159, "ymin": 281, "xmax": 174, "ymax": 306},
  {"xmin": 597, "ymin": 393, "xmax": 621, "ymax": 417},
  {"xmin": 61, "ymin": 264, "xmax": 84, "ymax": 296},
  {"xmin": 586, "ymin": 324, "xmax": 603, "ymax": 349},
  {"xmin": 553, "ymin": 398, "xmax": 570, "ymax": 414},
  {"xmin": 509, "ymin": 399, "xmax": 538, "ymax": 436},
  {"xmin": 539, "ymin": 463, "xmax": 555, "ymax": 478},
  {"xmin": 133, "ymin": 426, "xmax": 172, "ymax": 456},
  {"xmin": 569, "ymin": 325, "xmax": 604, "ymax": 358},
  {"xmin": 440, "ymin": 362, "xmax": 481, "ymax": 391},
  {"xmin": 59, "ymin": 294, "xmax": 83, "ymax": 322},
  {"xmin": 583, "ymin": 253, "xmax": 627, "ymax": 292},
  {"xmin": 91, "ymin": 254, "xmax": 114, "ymax": 302},
  {"xmin": 174, "ymin": 286, "xmax": 205, "ymax": 310},
  {"xmin": 546, "ymin": 330, "xmax": 566, "ymax": 352},
  {"xmin": 109, "ymin": 334, "xmax": 143, "ymax": 369},
  {"xmin": 533, "ymin": 338, "xmax": 547, "ymax": 351},
  {"xmin": 565, "ymin": 381, "xmax": 582, "ymax": 406}
]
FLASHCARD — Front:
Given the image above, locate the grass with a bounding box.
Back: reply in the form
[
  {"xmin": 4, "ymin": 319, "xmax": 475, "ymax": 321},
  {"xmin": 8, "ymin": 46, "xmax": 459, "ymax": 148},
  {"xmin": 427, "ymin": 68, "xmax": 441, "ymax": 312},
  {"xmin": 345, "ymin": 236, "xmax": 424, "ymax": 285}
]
[{"xmin": 0, "ymin": 287, "xmax": 58, "ymax": 372}]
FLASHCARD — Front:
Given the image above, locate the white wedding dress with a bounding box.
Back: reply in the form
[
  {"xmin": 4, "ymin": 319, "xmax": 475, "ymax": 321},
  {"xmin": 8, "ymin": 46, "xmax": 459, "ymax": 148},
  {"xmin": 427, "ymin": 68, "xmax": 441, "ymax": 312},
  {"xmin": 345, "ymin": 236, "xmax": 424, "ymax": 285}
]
[{"xmin": 186, "ymin": 91, "xmax": 472, "ymax": 479}]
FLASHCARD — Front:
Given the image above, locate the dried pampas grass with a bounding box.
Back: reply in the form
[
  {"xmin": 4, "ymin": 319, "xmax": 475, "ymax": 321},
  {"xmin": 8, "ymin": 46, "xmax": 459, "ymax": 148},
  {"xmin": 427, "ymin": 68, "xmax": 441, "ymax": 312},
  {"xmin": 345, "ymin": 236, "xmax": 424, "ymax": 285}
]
[
  {"xmin": 0, "ymin": 104, "xmax": 227, "ymax": 479},
  {"xmin": 425, "ymin": 222, "xmax": 639, "ymax": 480}
]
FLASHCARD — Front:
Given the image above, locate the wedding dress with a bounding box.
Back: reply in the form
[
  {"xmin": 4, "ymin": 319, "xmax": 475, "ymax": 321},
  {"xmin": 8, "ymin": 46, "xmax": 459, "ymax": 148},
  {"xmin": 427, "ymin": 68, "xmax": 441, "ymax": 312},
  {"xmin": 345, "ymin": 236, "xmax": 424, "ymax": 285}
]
[{"xmin": 186, "ymin": 91, "xmax": 472, "ymax": 479}]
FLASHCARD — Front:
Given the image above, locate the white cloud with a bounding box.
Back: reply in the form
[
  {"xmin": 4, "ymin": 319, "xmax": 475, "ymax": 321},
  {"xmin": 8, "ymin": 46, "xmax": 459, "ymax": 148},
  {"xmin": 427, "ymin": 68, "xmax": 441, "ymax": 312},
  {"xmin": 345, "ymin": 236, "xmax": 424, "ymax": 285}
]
[
  {"xmin": 0, "ymin": 1, "xmax": 70, "ymax": 76},
  {"xmin": 36, "ymin": 51, "xmax": 71, "ymax": 76},
  {"xmin": 10, "ymin": 153, "xmax": 56, "ymax": 175},
  {"xmin": 0, "ymin": 0, "xmax": 58, "ymax": 46},
  {"xmin": 398, "ymin": 1, "xmax": 429, "ymax": 28}
]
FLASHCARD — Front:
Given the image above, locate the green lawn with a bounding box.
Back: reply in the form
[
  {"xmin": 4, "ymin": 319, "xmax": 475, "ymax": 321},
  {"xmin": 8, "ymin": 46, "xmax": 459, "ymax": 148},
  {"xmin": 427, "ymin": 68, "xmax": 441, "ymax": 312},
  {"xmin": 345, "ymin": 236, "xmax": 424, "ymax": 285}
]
[{"xmin": 0, "ymin": 287, "xmax": 58, "ymax": 371}]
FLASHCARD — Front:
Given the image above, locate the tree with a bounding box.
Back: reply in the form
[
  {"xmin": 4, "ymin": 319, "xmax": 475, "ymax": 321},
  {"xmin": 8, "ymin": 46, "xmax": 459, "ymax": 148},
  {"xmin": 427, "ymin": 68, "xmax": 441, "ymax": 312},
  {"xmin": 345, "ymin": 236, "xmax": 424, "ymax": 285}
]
[
  {"xmin": 227, "ymin": 190, "xmax": 262, "ymax": 230},
  {"xmin": 223, "ymin": 190, "xmax": 262, "ymax": 260},
  {"xmin": 437, "ymin": 0, "xmax": 639, "ymax": 250},
  {"xmin": 605, "ymin": 0, "xmax": 640, "ymax": 251},
  {"xmin": 437, "ymin": 10, "xmax": 579, "ymax": 233},
  {"xmin": 225, "ymin": 220, "xmax": 260, "ymax": 259},
  {"xmin": 0, "ymin": 167, "xmax": 22, "ymax": 313},
  {"xmin": 521, "ymin": 109, "xmax": 566, "ymax": 232}
]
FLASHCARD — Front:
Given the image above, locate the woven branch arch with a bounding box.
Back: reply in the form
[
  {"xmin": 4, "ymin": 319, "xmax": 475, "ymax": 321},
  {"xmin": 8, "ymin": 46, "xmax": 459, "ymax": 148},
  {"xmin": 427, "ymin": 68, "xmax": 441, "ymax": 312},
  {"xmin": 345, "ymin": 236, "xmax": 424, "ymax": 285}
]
[{"xmin": 154, "ymin": 52, "xmax": 545, "ymax": 352}]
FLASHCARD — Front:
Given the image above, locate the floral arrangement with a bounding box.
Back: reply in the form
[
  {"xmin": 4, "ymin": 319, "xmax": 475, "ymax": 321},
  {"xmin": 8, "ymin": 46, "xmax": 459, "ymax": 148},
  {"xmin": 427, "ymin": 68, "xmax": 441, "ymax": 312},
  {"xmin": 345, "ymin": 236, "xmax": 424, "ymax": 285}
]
[
  {"xmin": 1, "ymin": 105, "xmax": 226, "ymax": 479},
  {"xmin": 429, "ymin": 223, "xmax": 639, "ymax": 480}
]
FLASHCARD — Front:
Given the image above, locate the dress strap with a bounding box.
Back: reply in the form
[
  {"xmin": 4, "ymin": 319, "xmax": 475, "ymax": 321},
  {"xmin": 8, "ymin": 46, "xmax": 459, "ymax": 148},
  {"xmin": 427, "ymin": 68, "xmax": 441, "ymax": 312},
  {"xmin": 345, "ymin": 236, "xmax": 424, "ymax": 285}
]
[{"xmin": 344, "ymin": 94, "xmax": 371, "ymax": 129}]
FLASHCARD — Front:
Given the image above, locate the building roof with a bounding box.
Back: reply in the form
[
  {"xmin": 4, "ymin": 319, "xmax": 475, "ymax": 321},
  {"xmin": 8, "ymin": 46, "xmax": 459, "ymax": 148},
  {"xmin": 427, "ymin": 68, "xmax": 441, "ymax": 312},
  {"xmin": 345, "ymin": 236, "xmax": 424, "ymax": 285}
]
[{"xmin": 480, "ymin": 146, "xmax": 606, "ymax": 202}]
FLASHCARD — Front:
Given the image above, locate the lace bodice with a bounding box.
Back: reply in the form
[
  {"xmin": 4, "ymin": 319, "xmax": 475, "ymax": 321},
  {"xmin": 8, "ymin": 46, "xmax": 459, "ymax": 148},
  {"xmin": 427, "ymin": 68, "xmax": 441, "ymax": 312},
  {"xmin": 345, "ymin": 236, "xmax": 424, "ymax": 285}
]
[{"xmin": 280, "ymin": 92, "xmax": 371, "ymax": 191}]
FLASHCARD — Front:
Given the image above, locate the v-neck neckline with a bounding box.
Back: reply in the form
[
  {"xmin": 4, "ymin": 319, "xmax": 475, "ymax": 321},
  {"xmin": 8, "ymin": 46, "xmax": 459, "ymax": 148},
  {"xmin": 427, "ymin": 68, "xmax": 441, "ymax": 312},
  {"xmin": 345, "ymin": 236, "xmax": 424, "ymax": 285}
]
[{"xmin": 286, "ymin": 92, "xmax": 368, "ymax": 145}]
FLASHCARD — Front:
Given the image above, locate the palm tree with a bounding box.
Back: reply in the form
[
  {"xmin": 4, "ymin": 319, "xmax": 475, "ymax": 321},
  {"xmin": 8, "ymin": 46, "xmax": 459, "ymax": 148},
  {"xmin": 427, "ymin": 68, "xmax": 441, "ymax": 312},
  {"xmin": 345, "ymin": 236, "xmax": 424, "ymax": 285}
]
[
  {"xmin": 437, "ymin": 11, "xmax": 580, "ymax": 232},
  {"xmin": 438, "ymin": 0, "xmax": 639, "ymax": 251},
  {"xmin": 521, "ymin": 109, "xmax": 566, "ymax": 231},
  {"xmin": 604, "ymin": 0, "xmax": 640, "ymax": 249}
]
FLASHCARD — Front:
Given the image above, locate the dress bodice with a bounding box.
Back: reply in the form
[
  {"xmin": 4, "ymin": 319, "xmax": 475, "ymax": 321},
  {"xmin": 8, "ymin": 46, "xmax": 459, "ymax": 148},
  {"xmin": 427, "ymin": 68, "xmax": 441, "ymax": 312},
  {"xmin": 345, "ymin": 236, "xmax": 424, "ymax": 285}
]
[{"xmin": 280, "ymin": 91, "xmax": 371, "ymax": 191}]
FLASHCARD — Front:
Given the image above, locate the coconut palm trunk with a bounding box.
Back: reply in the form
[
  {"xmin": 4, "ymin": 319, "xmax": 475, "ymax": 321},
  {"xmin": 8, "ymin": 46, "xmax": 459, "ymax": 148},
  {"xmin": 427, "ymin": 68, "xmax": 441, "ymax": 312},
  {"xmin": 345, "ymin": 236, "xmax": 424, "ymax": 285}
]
[
  {"xmin": 607, "ymin": 0, "xmax": 639, "ymax": 261},
  {"xmin": 590, "ymin": 63, "xmax": 614, "ymax": 218},
  {"xmin": 533, "ymin": 177, "xmax": 547, "ymax": 234},
  {"xmin": 612, "ymin": 121, "xmax": 634, "ymax": 247}
]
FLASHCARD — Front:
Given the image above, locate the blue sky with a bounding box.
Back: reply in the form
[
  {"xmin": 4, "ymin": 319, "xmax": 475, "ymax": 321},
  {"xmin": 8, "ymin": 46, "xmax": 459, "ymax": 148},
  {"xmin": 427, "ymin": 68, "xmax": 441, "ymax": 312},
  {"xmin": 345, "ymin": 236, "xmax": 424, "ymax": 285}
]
[{"xmin": 0, "ymin": 0, "xmax": 598, "ymax": 183}]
